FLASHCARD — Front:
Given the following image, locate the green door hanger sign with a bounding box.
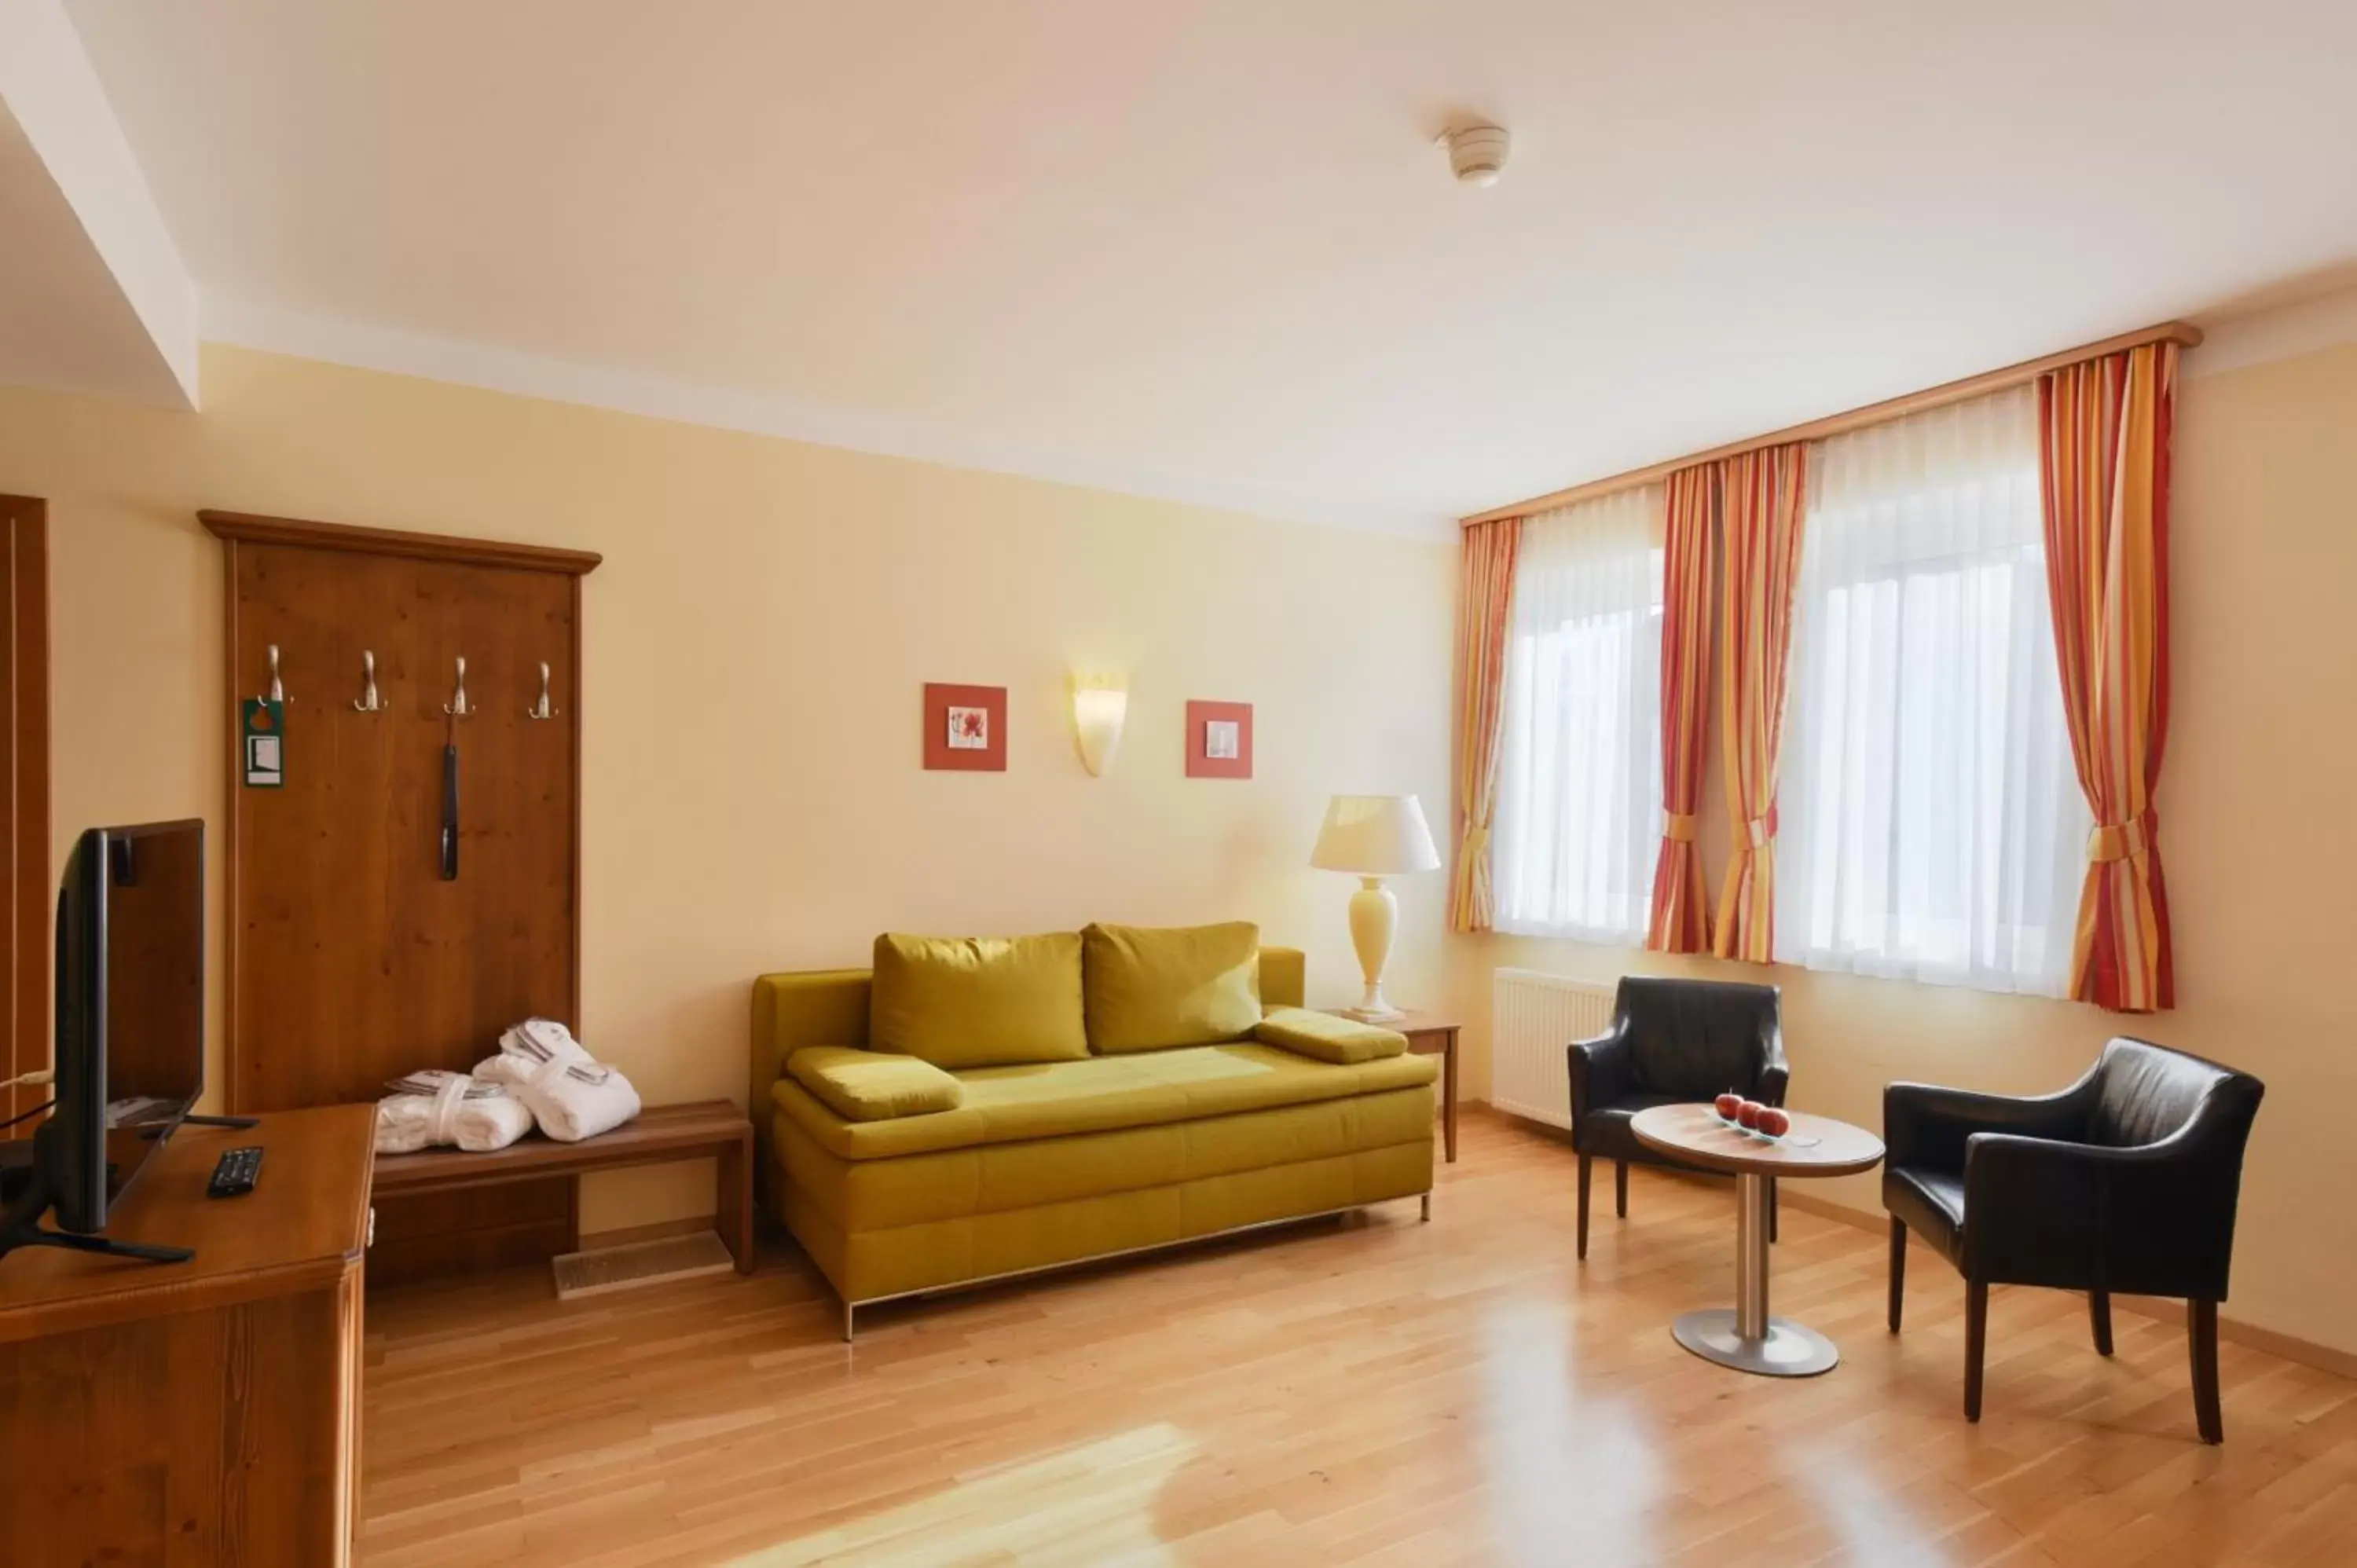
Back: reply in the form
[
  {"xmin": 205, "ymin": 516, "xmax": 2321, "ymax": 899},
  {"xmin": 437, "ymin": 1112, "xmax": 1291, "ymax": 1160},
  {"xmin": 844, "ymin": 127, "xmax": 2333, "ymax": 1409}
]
[{"xmin": 242, "ymin": 698, "xmax": 284, "ymax": 787}]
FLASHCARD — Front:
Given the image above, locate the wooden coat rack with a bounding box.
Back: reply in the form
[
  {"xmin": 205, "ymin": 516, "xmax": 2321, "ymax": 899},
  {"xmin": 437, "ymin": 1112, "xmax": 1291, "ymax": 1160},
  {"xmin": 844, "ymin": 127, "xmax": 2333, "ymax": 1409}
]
[{"xmin": 203, "ymin": 511, "xmax": 601, "ymax": 1279}]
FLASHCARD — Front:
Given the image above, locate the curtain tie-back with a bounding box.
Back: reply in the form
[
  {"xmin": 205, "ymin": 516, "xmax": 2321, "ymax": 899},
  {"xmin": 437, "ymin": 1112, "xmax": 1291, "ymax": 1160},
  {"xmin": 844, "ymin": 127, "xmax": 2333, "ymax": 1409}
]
[
  {"xmin": 1461, "ymin": 820, "xmax": 1490, "ymax": 854},
  {"xmin": 1663, "ymin": 811, "xmax": 1700, "ymax": 844},
  {"xmin": 2088, "ymin": 808, "xmax": 2158, "ymax": 864},
  {"xmin": 1741, "ymin": 805, "xmax": 1780, "ymax": 849}
]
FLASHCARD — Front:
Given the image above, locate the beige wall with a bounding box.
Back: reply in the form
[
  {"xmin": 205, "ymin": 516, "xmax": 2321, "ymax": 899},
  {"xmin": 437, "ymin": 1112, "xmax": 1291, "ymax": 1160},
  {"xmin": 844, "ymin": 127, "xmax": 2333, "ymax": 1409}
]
[
  {"xmin": 1447, "ymin": 332, "xmax": 2357, "ymax": 1358},
  {"xmin": 0, "ymin": 343, "xmax": 1455, "ymax": 1230},
  {"xmin": 9, "ymin": 326, "xmax": 2348, "ymax": 1357}
]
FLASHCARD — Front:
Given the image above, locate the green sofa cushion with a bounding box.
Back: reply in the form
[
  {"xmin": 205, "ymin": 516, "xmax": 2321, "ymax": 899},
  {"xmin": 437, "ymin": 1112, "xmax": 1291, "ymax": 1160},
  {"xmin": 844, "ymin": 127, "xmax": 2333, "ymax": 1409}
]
[
  {"xmin": 778, "ymin": 1083, "xmax": 1439, "ymax": 1233},
  {"xmin": 870, "ymin": 932, "xmax": 1090, "ymax": 1068},
  {"xmin": 772, "ymin": 1042, "xmax": 1438, "ymax": 1161},
  {"xmin": 786, "ymin": 1046, "xmax": 965, "ymax": 1122},
  {"xmin": 1254, "ymin": 1007, "xmax": 1409, "ymax": 1064},
  {"xmin": 1082, "ymin": 921, "xmax": 1262, "ymax": 1053}
]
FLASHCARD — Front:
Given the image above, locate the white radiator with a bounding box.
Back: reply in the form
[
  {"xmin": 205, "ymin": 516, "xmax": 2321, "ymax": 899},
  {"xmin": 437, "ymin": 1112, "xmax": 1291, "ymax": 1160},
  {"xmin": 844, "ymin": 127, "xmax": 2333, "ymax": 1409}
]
[{"xmin": 1490, "ymin": 968, "xmax": 1618, "ymax": 1130}]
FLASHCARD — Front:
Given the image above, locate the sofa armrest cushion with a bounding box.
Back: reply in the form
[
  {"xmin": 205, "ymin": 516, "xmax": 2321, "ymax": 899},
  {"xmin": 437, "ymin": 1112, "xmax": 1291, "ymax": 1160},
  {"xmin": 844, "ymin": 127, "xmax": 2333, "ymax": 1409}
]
[
  {"xmin": 786, "ymin": 1046, "xmax": 966, "ymax": 1122},
  {"xmin": 1254, "ymin": 1007, "xmax": 1407, "ymax": 1064}
]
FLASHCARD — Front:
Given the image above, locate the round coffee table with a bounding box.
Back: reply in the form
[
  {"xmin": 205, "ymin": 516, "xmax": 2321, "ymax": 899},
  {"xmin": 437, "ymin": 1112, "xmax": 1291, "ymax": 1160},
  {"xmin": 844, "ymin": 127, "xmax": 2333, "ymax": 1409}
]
[{"xmin": 1630, "ymin": 1102, "xmax": 1885, "ymax": 1378}]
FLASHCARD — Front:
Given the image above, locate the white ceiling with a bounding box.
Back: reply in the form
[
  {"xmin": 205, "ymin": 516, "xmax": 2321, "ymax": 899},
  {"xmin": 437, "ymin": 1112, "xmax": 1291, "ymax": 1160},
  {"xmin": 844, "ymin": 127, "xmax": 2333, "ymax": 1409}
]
[
  {"xmin": 0, "ymin": 99, "xmax": 178, "ymax": 403},
  {"xmin": 0, "ymin": 1, "xmax": 194, "ymax": 407},
  {"xmin": 60, "ymin": 1, "xmax": 2357, "ymax": 533}
]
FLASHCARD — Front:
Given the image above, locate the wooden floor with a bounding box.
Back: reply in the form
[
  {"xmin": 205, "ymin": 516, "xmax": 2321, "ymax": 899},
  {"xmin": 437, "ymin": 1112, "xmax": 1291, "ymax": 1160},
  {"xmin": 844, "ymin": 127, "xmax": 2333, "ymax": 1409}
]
[{"xmin": 361, "ymin": 1111, "xmax": 2357, "ymax": 1567}]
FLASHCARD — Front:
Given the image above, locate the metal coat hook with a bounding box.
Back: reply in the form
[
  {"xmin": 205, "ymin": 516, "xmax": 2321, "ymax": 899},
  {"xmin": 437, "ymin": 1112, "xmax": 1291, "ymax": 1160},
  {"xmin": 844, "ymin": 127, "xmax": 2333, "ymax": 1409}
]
[
  {"xmin": 526, "ymin": 661, "xmax": 557, "ymax": 720},
  {"xmin": 262, "ymin": 644, "xmax": 285, "ymax": 704},
  {"xmin": 353, "ymin": 650, "xmax": 382, "ymax": 713},
  {"xmin": 442, "ymin": 655, "xmax": 471, "ymax": 717}
]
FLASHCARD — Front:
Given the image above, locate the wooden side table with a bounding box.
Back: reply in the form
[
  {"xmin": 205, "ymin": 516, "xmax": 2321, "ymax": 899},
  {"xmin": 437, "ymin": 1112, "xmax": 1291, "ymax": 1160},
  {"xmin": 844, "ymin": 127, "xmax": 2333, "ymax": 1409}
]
[{"xmin": 1327, "ymin": 1009, "xmax": 1460, "ymax": 1163}]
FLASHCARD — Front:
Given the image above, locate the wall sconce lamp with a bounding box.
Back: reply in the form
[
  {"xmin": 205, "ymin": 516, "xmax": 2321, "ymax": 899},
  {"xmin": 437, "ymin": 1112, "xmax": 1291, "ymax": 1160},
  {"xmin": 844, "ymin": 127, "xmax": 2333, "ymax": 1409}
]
[{"xmin": 1072, "ymin": 674, "xmax": 1128, "ymax": 777}]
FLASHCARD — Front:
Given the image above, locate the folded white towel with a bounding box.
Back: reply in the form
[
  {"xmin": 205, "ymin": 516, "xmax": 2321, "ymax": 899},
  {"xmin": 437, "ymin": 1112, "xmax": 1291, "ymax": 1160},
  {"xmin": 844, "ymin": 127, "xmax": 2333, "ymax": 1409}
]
[
  {"xmin": 374, "ymin": 1069, "xmax": 533, "ymax": 1154},
  {"xmin": 478, "ymin": 1017, "xmax": 641, "ymax": 1143},
  {"xmin": 498, "ymin": 1017, "xmax": 592, "ymax": 1068}
]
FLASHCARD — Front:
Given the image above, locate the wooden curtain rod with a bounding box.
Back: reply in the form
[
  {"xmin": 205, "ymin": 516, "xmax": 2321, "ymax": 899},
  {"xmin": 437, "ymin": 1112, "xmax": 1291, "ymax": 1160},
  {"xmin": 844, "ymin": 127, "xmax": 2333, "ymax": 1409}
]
[{"xmin": 1459, "ymin": 319, "xmax": 2205, "ymax": 526}]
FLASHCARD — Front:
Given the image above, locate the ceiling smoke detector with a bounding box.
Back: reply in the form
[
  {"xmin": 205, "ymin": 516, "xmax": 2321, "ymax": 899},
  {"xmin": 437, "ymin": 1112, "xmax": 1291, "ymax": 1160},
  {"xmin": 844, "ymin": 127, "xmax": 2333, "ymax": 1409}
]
[{"xmin": 1442, "ymin": 122, "xmax": 1510, "ymax": 187}]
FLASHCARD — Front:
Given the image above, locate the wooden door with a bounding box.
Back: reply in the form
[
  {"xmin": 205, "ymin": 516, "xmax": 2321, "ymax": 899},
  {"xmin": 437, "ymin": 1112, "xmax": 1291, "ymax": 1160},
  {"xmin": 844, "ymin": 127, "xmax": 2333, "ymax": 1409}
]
[{"xmin": 0, "ymin": 498, "xmax": 46, "ymax": 1131}]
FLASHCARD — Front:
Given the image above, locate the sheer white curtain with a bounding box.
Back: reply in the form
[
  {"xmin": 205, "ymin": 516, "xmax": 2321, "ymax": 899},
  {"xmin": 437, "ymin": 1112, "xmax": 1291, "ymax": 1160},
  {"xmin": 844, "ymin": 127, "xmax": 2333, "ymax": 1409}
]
[
  {"xmin": 1776, "ymin": 386, "xmax": 2087, "ymax": 994},
  {"xmin": 1493, "ymin": 486, "xmax": 1663, "ymax": 942}
]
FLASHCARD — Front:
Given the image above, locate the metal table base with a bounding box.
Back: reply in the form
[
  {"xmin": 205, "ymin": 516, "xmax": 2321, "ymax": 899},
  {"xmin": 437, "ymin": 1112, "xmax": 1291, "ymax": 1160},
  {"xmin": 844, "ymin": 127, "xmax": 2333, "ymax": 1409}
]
[{"xmin": 1670, "ymin": 1170, "xmax": 1841, "ymax": 1378}]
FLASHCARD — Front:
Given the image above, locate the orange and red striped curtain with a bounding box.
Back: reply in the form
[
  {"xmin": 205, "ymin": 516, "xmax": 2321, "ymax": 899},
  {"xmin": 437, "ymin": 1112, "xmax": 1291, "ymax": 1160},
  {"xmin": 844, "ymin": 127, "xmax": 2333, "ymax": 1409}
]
[
  {"xmin": 2040, "ymin": 343, "xmax": 2177, "ymax": 1011},
  {"xmin": 1449, "ymin": 515, "xmax": 1522, "ymax": 932},
  {"xmin": 1712, "ymin": 444, "xmax": 1809, "ymax": 963},
  {"xmin": 1645, "ymin": 467, "xmax": 1716, "ymax": 953}
]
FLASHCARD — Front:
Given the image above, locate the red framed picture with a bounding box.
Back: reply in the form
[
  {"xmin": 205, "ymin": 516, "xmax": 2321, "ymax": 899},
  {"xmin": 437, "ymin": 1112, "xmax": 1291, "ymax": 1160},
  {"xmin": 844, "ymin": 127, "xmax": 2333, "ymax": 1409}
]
[
  {"xmin": 1186, "ymin": 700, "xmax": 1252, "ymax": 779},
  {"xmin": 924, "ymin": 683, "xmax": 1006, "ymax": 771}
]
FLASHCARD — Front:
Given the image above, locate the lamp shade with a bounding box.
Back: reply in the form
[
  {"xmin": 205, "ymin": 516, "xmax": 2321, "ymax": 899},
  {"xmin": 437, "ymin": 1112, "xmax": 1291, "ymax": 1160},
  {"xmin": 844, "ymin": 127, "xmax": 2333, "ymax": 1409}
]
[
  {"xmin": 1310, "ymin": 794, "xmax": 1441, "ymax": 876},
  {"xmin": 1072, "ymin": 683, "xmax": 1127, "ymax": 776}
]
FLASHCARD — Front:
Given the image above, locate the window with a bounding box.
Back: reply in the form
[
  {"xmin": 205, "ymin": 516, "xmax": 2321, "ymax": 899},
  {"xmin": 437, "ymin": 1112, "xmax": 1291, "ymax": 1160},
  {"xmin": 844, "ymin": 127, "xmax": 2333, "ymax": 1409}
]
[
  {"xmin": 1493, "ymin": 486, "xmax": 1662, "ymax": 942},
  {"xmin": 1776, "ymin": 387, "xmax": 2088, "ymax": 994}
]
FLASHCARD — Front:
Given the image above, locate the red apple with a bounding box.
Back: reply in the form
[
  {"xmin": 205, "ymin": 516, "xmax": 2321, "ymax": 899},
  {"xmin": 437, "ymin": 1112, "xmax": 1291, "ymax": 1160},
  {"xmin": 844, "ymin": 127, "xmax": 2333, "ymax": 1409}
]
[
  {"xmin": 1736, "ymin": 1100, "xmax": 1764, "ymax": 1130},
  {"xmin": 1714, "ymin": 1092, "xmax": 1744, "ymax": 1121},
  {"xmin": 1757, "ymin": 1107, "xmax": 1792, "ymax": 1138}
]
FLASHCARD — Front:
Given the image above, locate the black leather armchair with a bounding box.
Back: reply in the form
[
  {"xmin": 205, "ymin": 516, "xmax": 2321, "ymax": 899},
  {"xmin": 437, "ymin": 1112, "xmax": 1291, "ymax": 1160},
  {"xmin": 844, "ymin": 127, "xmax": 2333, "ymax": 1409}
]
[
  {"xmin": 1566, "ymin": 977, "xmax": 1787, "ymax": 1258},
  {"xmin": 1884, "ymin": 1038, "xmax": 2264, "ymax": 1442}
]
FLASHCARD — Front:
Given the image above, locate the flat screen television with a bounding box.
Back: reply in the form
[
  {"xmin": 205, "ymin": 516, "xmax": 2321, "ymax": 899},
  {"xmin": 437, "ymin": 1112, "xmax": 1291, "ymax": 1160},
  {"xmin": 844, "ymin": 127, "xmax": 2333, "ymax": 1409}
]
[{"xmin": 0, "ymin": 819, "xmax": 208, "ymax": 1264}]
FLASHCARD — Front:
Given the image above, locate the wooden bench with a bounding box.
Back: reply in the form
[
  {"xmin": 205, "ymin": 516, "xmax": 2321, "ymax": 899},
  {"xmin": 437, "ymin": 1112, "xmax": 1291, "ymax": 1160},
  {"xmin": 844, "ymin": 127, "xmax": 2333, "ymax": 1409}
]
[{"xmin": 372, "ymin": 1100, "xmax": 755, "ymax": 1274}]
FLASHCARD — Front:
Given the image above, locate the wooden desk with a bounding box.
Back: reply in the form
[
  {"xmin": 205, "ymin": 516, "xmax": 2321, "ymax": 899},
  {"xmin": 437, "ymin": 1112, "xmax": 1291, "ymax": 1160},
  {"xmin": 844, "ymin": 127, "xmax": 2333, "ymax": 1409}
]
[
  {"xmin": 0, "ymin": 1105, "xmax": 376, "ymax": 1565},
  {"xmin": 1326, "ymin": 1010, "xmax": 1460, "ymax": 1163},
  {"xmin": 373, "ymin": 1100, "xmax": 756, "ymax": 1273}
]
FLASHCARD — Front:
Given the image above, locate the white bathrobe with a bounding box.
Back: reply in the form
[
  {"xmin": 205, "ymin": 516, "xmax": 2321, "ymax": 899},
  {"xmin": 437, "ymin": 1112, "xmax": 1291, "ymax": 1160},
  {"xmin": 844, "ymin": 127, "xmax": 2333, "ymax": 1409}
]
[
  {"xmin": 375, "ymin": 1069, "xmax": 534, "ymax": 1154},
  {"xmin": 476, "ymin": 1017, "xmax": 641, "ymax": 1143}
]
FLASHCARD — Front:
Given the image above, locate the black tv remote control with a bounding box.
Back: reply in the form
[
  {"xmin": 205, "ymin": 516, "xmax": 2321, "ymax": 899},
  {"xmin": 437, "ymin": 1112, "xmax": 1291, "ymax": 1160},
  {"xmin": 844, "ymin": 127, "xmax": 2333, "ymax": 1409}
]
[{"xmin": 207, "ymin": 1145, "xmax": 264, "ymax": 1197}]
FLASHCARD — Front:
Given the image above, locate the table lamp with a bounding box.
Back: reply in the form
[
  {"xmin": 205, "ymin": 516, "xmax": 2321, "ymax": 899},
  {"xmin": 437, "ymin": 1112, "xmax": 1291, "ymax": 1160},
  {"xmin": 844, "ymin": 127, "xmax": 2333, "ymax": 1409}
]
[{"xmin": 1310, "ymin": 794, "xmax": 1441, "ymax": 1022}]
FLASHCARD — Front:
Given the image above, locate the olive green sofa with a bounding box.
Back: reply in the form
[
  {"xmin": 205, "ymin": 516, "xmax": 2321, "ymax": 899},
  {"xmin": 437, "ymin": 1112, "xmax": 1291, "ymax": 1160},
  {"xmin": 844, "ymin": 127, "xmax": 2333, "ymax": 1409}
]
[{"xmin": 750, "ymin": 925, "xmax": 1437, "ymax": 1336}]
